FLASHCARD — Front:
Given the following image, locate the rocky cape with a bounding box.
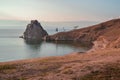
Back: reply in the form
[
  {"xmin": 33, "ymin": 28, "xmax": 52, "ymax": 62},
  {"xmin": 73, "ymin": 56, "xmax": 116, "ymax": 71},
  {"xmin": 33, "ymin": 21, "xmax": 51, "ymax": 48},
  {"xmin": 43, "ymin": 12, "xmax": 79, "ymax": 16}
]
[
  {"xmin": 45, "ymin": 19, "xmax": 120, "ymax": 50},
  {"xmin": 22, "ymin": 20, "xmax": 48, "ymax": 43},
  {"xmin": 21, "ymin": 19, "xmax": 120, "ymax": 50}
]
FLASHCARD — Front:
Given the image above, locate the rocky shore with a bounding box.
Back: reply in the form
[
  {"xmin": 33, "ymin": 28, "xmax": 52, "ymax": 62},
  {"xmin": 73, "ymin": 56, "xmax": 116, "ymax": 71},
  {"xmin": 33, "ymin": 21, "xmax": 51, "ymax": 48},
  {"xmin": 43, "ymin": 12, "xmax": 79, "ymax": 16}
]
[{"xmin": 0, "ymin": 19, "xmax": 120, "ymax": 80}]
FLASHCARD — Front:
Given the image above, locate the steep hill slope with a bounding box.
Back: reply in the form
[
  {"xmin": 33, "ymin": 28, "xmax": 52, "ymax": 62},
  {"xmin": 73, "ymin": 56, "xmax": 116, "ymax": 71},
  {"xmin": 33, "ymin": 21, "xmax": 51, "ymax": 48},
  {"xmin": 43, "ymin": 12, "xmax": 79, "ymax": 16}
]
[{"xmin": 46, "ymin": 19, "xmax": 120, "ymax": 50}]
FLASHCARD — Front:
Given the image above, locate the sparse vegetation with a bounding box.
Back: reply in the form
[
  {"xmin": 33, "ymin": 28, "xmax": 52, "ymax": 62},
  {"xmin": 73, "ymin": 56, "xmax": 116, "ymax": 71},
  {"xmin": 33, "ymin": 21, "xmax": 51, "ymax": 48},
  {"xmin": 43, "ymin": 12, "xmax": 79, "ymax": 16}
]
[
  {"xmin": 80, "ymin": 64, "xmax": 120, "ymax": 80},
  {"xmin": 0, "ymin": 64, "xmax": 16, "ymax": 71},
  {"xmin": 19, "ymin": 77, "xmax": 26, "ymax": 80},
  {"xmin": 0, "ymin": 47, "xmax": 120, "ymax": 80},
  {"xmin": 62, "ymin": 69, "xmax": 73, "ymax": 74}
]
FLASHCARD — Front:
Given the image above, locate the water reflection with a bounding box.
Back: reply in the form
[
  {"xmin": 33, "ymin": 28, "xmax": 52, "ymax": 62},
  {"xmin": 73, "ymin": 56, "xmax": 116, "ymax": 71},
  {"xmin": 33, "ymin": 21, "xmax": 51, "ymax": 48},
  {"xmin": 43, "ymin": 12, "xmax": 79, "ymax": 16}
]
[
  {"xmin": 25, "ymin": 42, "xmax": 42, "ymax": 52},
  {"xmin": 24, "ymin": 39, "xmax": 42, "ymax": 44},
  {"xmin": 24, "ymin": 40, "xmax": 43, "ymax": 58},
  {"xmin": 24, "ymin": 40, "xmax": 90, "ymax": 58},
  {"xmin": 0, "ymin": 38, "xmax": 90, "ymax": 62},
  {"xmin": 47, "ymin": 41, "xmax": 91, "ymax": 50}
]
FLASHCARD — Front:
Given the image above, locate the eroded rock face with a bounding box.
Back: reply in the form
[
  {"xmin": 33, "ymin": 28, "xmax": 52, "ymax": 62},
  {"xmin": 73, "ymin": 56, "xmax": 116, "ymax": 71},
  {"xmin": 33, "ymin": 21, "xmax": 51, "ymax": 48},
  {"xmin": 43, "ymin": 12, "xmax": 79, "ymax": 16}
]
[{"xmin": 23, "ymin": 20, "xmax": 48, "ymax": 42}]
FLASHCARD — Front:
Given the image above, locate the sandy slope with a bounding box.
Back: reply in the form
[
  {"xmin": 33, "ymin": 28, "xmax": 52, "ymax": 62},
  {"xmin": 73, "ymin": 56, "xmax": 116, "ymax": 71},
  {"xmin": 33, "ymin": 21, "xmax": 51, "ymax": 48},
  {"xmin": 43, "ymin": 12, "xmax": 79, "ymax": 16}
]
[{"xmin": 0, "ymin": 48, "xmax": 120, "ymax": 80}]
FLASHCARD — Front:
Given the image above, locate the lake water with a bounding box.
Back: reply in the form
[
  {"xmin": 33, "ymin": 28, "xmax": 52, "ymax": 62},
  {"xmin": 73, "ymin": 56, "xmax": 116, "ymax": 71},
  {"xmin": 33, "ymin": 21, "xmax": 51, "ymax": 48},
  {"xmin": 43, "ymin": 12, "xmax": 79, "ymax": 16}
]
[
  {"xmin": 0, "ymin": 29, "xmax": 89, "ymax": 62},
  {"xmin": 0, "ymin": 21, "xmax": 97, "ymax": 62}
]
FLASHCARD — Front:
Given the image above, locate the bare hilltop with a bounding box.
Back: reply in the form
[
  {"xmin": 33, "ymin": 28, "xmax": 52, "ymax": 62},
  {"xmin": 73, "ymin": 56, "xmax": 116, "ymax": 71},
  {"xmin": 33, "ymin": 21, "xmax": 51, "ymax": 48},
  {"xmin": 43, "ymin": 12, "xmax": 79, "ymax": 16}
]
[{"xmin": 0, "ymin": 19, "xmax": 120, "ymax": 80}]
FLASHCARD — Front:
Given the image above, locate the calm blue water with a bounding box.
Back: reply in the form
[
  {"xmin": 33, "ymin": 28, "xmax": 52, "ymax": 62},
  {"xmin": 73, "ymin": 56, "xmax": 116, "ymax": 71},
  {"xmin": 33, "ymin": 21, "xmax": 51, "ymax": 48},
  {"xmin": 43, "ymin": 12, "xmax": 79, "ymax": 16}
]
[
  {"xmin": 0, "ymin": 29, "xmax": 89, "ymax": 62},
  {"xmin": 0, "ymin": 21, "xmax": 97, "ymax": 62}
]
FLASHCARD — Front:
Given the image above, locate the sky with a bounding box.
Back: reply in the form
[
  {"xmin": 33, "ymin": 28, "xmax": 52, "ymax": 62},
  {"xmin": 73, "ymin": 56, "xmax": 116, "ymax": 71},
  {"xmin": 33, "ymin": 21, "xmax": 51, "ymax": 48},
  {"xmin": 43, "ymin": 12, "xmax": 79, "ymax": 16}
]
[{"xmin": 0, "ymin": 0, "xmax": 120, "ymax": 22}]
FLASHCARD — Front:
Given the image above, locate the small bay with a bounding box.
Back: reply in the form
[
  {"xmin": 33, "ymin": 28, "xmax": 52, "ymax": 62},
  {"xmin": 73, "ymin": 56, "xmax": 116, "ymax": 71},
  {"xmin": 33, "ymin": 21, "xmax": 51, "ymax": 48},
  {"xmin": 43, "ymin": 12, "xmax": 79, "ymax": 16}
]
[{"xmin": 0, "ymin": 22, "xmax": 93, "ymax": 62}]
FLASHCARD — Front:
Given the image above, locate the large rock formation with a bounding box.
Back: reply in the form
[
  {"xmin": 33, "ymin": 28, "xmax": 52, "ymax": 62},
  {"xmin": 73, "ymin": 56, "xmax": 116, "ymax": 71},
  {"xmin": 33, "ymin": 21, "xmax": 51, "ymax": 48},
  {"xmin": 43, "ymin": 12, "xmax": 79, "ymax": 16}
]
[
  {"xmin": 23, "ymin": 20, "xmax": 48, "ymax": 42},
  {"xmin": 45, "ymin": 19, "xmax": 120, "ymax": 49}
]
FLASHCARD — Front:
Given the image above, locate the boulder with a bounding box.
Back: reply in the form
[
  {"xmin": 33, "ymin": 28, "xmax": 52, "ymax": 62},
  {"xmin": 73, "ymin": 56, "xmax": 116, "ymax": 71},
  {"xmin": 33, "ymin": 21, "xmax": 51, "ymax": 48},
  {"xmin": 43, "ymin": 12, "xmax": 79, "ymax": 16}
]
[{"xmin": 23, "ymin": 20, "xmax": 48, "ymax": 42}]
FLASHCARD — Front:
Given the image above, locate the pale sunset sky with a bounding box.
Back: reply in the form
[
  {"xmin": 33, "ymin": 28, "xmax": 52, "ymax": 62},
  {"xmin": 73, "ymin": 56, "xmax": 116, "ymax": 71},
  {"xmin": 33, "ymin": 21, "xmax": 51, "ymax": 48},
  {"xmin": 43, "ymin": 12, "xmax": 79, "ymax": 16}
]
[{"xmin": 0, "ymin": 0, "xmax": 120, "ymax": 22}]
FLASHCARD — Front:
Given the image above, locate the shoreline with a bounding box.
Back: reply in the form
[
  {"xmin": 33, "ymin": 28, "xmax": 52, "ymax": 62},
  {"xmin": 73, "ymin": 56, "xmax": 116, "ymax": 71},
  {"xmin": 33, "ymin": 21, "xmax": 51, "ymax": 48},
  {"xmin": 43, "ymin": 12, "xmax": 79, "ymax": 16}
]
[
  {"xmin": 0, "ymin": 51, "xmax": 88, "ymax": 65},
  {"xmin": 0, "ymin": 19, "xmax": 120, "ymax": 79},
  {"xmin": 0, "ymin": 48, "xmax": 120, "ymax": 80},
  {"xmin": 0, "ymin": 47, "xmax": 118, "ymax": 64}
]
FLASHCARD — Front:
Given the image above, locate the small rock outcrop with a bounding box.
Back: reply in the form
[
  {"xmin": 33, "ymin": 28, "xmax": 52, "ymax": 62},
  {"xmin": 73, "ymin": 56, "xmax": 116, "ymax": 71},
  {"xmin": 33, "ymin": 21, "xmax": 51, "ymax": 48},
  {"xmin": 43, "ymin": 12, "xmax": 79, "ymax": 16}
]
[{"xmin": 23, "ymin": 20, "xmax": 48, "ymax": 42}]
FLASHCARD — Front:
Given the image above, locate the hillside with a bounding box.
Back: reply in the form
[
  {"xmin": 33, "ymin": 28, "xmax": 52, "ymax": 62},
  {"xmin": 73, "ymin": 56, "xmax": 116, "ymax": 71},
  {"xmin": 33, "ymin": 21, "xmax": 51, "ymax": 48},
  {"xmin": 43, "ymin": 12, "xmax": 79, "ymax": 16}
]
[
  {"xmin": 0, "ymin": 19, "xmax": 120, "ymax": 80},
  {"xmin": 46, "ymin": 19, "xmax": 120, "ymax": 49},
  {"xmin": 0, "ymin": 48, "xmax": 119, "ymax": 80}
]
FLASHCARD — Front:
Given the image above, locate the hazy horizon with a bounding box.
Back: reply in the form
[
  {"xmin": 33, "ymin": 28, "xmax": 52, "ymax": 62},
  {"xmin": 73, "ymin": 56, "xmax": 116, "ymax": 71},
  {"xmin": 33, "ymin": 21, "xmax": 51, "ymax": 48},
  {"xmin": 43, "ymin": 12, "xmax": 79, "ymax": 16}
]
[
  {"xmin": 0, "ymin": 20, "xmax": 99, "ymax": 29},
  {"xmin": 0, "ymin": 0, "xmax": 120, "ymax": 22},
  {"xmin": 0, "ymin": 0, "xmax": 120, "ymax": 29}
]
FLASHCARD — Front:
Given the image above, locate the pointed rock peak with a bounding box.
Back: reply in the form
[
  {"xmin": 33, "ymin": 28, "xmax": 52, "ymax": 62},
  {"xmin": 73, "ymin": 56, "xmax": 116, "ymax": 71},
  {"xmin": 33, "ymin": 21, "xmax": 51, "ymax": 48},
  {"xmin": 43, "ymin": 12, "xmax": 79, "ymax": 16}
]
[
  {"xmin": 31, "ymin": 20, "xmax": 39, "ymax": 24},
  {"xmin": 30, "ymin": 20, "xmax": 42, "ymax": 26}
]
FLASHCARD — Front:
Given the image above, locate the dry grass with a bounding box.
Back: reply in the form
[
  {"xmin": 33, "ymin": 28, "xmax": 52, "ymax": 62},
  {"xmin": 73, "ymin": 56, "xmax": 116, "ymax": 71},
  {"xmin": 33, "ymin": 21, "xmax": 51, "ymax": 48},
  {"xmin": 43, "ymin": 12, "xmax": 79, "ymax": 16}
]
[
  {"xmin": 0, "ymin": 64, "xmax": 16, "ymax": 71},
  {"xmin": 80, "ymin": 64, "xmax": 120, "ymax": 80},
  {"xmin": 0, "ymin": 48, "xmax": 120, "ymax": 80}
]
